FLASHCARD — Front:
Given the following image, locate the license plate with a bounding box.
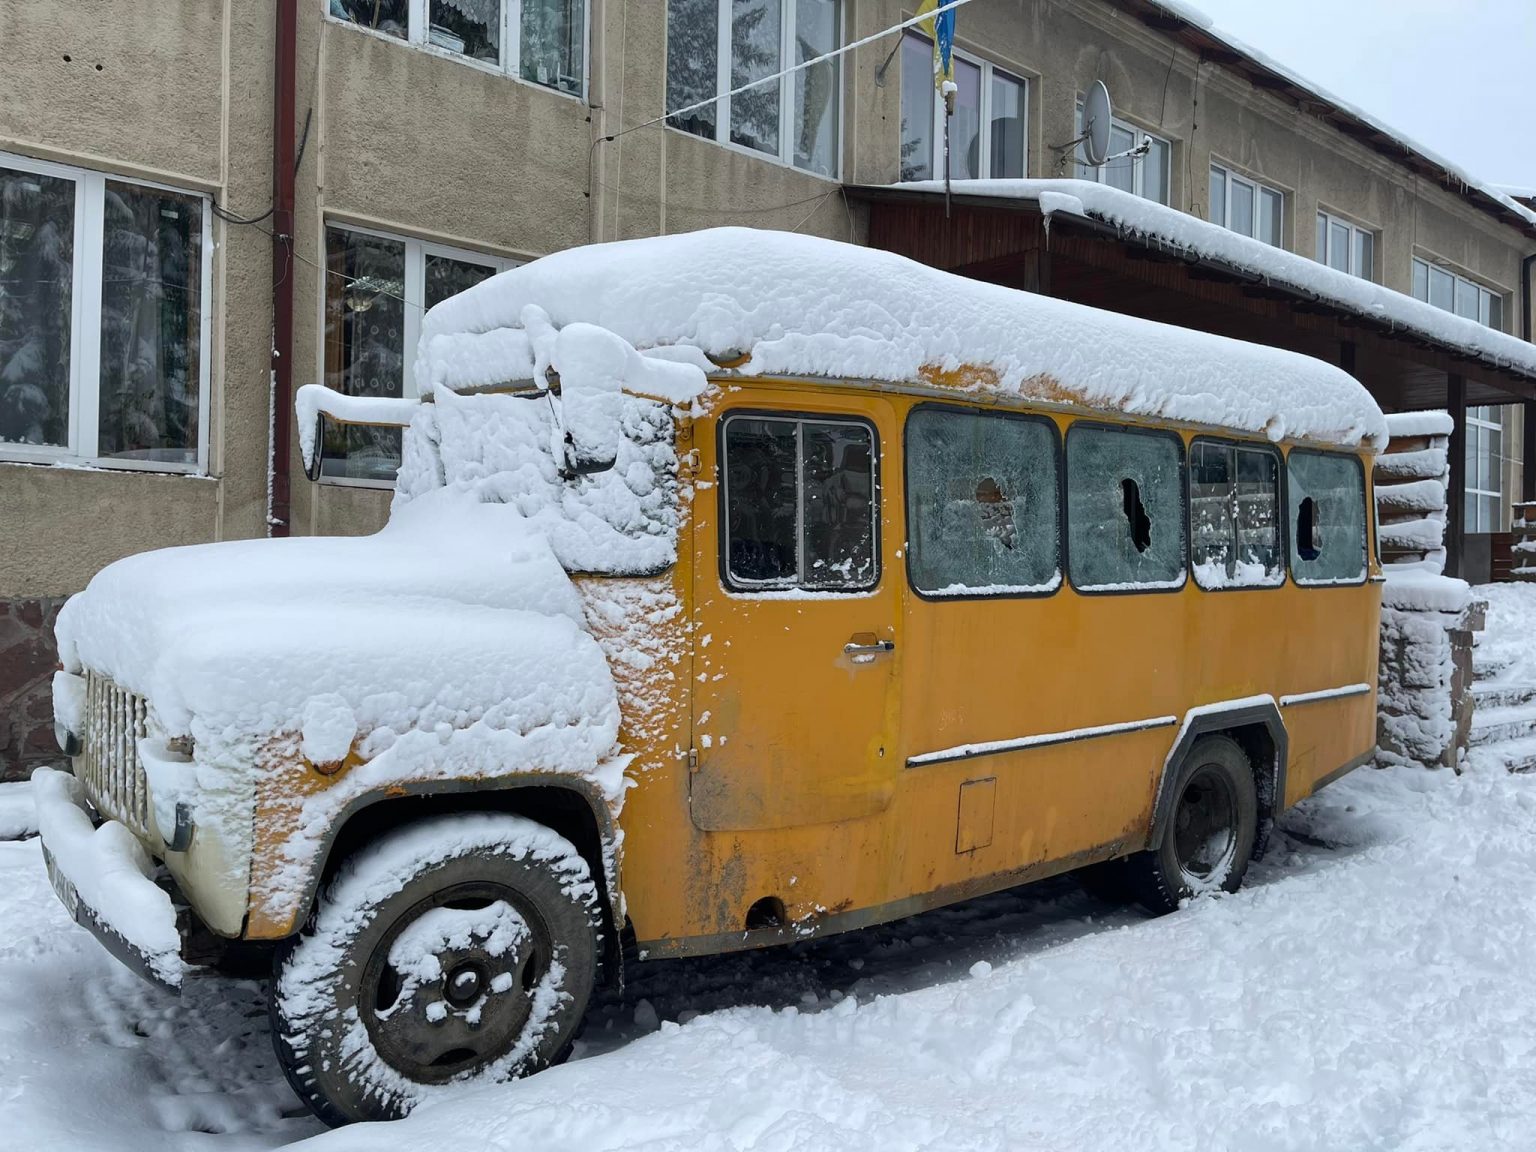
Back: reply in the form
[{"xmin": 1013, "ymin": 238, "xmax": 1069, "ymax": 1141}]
[{"xmin": 44, "ymin": 847, "xmax": 80, "ymax": 920}]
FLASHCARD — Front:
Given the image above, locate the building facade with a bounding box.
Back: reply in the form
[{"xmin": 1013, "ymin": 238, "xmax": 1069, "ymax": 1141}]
[{"xmin": 3, "ymin": 0, "xmax": 1534, "ymax": 779}]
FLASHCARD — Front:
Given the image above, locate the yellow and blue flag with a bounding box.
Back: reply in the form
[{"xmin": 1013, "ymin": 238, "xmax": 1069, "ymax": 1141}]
[{"xmin": 916, "ymin": 0, "xmax": 956, "ymax": 91}]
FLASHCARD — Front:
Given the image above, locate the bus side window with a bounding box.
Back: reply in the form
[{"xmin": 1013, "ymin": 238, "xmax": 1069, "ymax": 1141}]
[
  {"xmin": 1190, "ymin": 440, "xmax": 1283, "ymax": 589},
  {"xmin": 721, "ymin": 414, "xmax": 879, "ymax": 591},
  {"xmin": 1287, "ymin": 450, "xmax": 1366, "ymax": 585},
  {"xmin": 1066, "ymin": 424, "xmax": 1186, "ymax": 592},
  {"xmin": 905, "ymin": 407, "xmax": 1060, "ymax": 596}
]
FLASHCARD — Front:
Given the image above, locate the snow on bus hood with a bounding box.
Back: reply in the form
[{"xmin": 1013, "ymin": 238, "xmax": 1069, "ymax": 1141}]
[{"xmin": 53, "ymin": 492, "xmax": 620, "ymax": 786}]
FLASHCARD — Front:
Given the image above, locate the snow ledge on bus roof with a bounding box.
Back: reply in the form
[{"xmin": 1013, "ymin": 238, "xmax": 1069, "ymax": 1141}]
[
  {"xmin": 420, "ymin": 227, "xmax": 1387, "ymax": 451},
  {"xmin": 892, "ymin": 179, "xmax": 1536, "ymax": 383}
]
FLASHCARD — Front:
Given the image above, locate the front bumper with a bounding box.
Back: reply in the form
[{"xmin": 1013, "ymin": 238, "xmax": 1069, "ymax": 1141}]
[{"xmin": 33, "ymin": 767, "xmax": 185, "ymax": 992}]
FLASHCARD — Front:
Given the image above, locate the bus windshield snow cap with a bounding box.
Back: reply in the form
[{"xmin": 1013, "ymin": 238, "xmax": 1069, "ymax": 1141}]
[{"xmin": 300, "ymin": 303, "xmax": 710, "ymax": 479}]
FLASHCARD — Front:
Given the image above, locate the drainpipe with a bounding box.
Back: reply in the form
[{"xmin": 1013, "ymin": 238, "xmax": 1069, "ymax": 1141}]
[
  {"xmin": 269, "ymin": 0, "xmax": 298, "ymax": 537},
  {"xmin": 1523, "ymin": 252, "xmax": 1536, "ymax": 501}
]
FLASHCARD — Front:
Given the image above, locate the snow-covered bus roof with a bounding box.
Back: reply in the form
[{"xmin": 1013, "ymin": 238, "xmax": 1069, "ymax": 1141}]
[
  {"xmin": 884, "ymin": 179, "xmax": 1536, "ymax": 385},
  {"xmin": 419, "ymin": 227, "xmax": 1387, "ymax": 451}
]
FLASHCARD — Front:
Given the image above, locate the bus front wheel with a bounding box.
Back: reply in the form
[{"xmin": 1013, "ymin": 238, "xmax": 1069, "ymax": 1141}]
[
  {"xmin": 1128, "ymin": 734, "xmax": 1258, "ymax": 915},
  {"xmin": 269, "ymin": 812, "xmax": 600, "ymax": 1126}
]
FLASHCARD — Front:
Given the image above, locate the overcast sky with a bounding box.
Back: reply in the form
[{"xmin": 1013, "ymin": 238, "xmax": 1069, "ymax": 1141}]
[{"xmin": 1186, "ymin": 0, "xmax": 1536, "ymax": 193}]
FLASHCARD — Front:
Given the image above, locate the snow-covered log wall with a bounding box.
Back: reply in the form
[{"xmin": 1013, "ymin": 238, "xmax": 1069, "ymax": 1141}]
[{"xmin": 1374, "ymin": 411, "xmax": 1481, "ymax": 769}]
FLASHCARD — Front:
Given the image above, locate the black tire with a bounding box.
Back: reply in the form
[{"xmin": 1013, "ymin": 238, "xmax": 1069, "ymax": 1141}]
[
  {"xmin": 1075, "ymin": 858, "xmax": 1133, "ymax": 904},
  {"xmin": 270, "ymin": 812, "xmax": 600, "ymax": 1127},
  {"xmin": 1125, "ymin": 734, "xmax": 1258, "ymax": 916}
]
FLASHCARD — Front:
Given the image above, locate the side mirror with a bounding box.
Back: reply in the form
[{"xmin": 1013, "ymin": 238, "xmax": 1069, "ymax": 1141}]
[
  {"xmin": 295, "ymin": 384, "xmax": 421, "ymax": 483},
  {"xmin": 553, "ymin": 324, "xmax": 626, "ymax": 476},
  {"xmin": 305, "ymin": 410, "xmax": 327, "ymax": 482}
]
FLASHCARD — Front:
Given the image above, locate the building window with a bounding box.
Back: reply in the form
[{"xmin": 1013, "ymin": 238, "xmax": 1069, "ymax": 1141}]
[
  {"xmin": 1465, "ymin": 405, "xmax": 1511, "ymax": 533},
  {"xmin": 1074, "ymin": 104, "xmax": 1169, "ymax": 205},
  {"xmin": 899, "ymin": 33, "xmax": 1027, "ymax": 182},
  {"xmin": 1315, "ymin": 211, "xmax": 1374, "ymax": 280},
  {"xmin": 721, "ymin": 413, "xmax": 877, "ymax": 590},
  {"xmin": 321, "ymin": 223, "xmax": 517, "ymax": 483},
  {"xmin": 328, "ymin": 0, "xmax": 586, "ymax": 97},
  {"xmin": 905, "ymin": 407, "xmax": 1060, "ymax": 595},
  {"xmin": 0, "ymin": 152, "xmax": 211, "ymax": 471},
  {"xmin": 1209, "ymin": 164, "xmax": 1282, "ymax": 246},
  {"xmin": 666, "ymin": 0, "xmax": 842, "ymax": 179},
  {"xmin": 1412, "ymin": 257, "xmax": 1504, "ymax": 331}
]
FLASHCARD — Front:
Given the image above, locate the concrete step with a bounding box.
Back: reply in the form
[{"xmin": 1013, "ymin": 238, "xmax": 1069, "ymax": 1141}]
[
  {"xmin": 1471, "ymin": 733, "xmax": 1536, "ymax": 774},
  {"xmin": 1471, "ymin": 682, "xmax": 1536, "ymax": 710},
  {"xmin": 1469, "ymin": 704, "xmax": 1536, "ymax": 747},
  {"xmin": 1473, "ymin": 652, "xmax": 1516, "ymax": 680}
]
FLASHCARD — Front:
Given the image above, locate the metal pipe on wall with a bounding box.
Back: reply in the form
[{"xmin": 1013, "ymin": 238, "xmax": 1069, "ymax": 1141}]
[{"xmin": 269, "ymin": 0, "xmax": 298, "ymax": 537}]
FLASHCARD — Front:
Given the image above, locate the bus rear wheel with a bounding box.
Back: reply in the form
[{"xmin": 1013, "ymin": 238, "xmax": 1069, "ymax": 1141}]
[
  {"xmin": 270, "ymin": 812, "xmax": 600, "ymax": 1126},
  {"xmin": 1127, "ymin": 734, "xmax": 1258, "ymax": 915}
]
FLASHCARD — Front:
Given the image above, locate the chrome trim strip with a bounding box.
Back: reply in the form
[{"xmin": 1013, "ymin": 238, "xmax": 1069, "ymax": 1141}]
[
  {"xmin": 1278, "ymin": 683, "xmax": 1372, "ymax": 708},
  {"xmin": 907, "ymin": 714, "xmax": 1180, "ymax": 769}
]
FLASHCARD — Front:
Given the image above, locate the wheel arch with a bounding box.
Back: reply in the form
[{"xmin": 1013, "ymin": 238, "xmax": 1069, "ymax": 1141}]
[
  {"xmin": 1149, "ymin": 699, "xmax": 1288, "ymax": 858},
  {"xmin": 273, "ymin": 775, "xmax": 626, "ymax": 988}
]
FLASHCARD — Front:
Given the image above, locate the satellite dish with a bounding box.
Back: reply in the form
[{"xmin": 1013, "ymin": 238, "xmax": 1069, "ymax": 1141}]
[{"xmin": 1083, "ymin": 81, "xmax": 1112, "ymax": 167}]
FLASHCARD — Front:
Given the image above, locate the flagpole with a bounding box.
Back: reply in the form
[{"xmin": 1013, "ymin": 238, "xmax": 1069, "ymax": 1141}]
[{"xmin": 944, "ymin": 105, "xmax": 952, "ymax": 219}]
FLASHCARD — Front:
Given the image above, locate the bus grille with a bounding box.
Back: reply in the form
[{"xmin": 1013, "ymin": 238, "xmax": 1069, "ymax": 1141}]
[{"xmin": 80, "ymin": 670, "xmax": 152, "ymax": 840}]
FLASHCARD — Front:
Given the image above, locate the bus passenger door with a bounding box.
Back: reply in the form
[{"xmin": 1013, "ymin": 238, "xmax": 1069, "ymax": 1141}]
[{"xmin": 688, "ymin": 397, "xmax": 902, "ymax": 832}]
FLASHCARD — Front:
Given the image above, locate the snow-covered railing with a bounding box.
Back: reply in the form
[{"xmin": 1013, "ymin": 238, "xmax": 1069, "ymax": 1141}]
[{"xmin": 1510, "ymin": 501, "xmax": 1536, "ymax": 582}]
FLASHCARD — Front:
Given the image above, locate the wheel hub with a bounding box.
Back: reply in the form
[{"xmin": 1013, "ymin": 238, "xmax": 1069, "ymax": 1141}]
[
  {"xmin": 359, "ymin": 887, "xmax": 549, "ymax": 1084},
  {"xmin": 1173, "ymin": 765, "xmax": 1239, "ymax": 885}
]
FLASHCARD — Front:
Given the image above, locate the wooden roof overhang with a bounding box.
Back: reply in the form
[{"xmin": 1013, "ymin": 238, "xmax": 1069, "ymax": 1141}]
[{"xmin": 847, "ymin": 185, "xmax": 1536, "ymax": 413}]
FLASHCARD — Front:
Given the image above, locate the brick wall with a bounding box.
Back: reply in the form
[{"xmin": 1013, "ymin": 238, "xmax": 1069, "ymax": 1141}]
[{"xmin": 0, "ymin": 598, "xmax": 66, "ymax": 783}]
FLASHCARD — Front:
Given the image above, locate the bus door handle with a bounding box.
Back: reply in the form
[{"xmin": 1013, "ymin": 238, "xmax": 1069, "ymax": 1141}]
[{"xmin": 844, "ymin": 635, "xmax": 896, "ymax": 658}]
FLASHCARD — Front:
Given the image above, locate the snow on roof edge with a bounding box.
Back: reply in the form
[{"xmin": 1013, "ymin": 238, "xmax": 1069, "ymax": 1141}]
[
  {"xmin": 888, "ymin": 178, "xmax": 1536, "ymax": 383},
  {"xmin": 1140, "ymin": 0, "xmax": 1536, "ymax": 234}
]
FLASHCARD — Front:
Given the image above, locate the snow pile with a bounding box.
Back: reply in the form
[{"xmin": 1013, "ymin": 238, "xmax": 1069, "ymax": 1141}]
[
  {"xmin": 895, "ymin": 178, "xmax": 1536, "ymax": 381},
  {"xmin": 0, "ymin": 781, "xmax": 37, "ymax": 841},
  {"xmin": 420, "ymin": 227, "xmax": 1386, "ymax": 450}
]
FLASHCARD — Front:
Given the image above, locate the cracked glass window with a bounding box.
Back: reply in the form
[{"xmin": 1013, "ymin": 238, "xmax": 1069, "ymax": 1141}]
[
  {"xmin": 1288, "ymin": 451, "xmax": 1366, "ymax": 584},
  {"xmin": 907, "ymin": 408, "xmax": 1059, "ymax": 594},
  {"xmin": 1067, "ymin": 425, "xmax": 1185, "ymax": 590},
  {"xmin": 1190, "ymin": 441, "xmax": 1282, "ymax": 589},
  {"xmin": 723, "ymin": 415, "xmax": 877, "ymax": 590}
]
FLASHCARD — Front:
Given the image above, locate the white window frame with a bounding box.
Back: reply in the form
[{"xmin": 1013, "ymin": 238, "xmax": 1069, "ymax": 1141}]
[
  {"xmin": 666, "ymin": 0, "xmax": 845, "ymax": 181},
  {"xmin": 1209, "ymin": 162, "xmax": 1284, "ymax": 246},
  {"xmin": 1465, "ymin": 404, "xmax": 1506, "ymax": 533},
  {"xmin": 1074, "ymin": 103, "xmax": 1170, "ymax": 204},
  {"xmin": 317, "ymin": 220, "xmax": 519, "ymax": 488},
  {"xmin": 0, "ymin": 150, "xmax": 214, "ymax": 474},
  {"xmin": 1412, "ymin": 256, "xmax": 1504, "ymax": 332},
  {"xmin": 904, "ymin": 33, "xmax": 1029, "ymax": 181},
  {"xmin": 1316, "ymin": 210, "xmax": 1374, "ymax": 280},
  {"xmin": 326, "ymin": 0, "xmax": 590, "ymax": 102}
]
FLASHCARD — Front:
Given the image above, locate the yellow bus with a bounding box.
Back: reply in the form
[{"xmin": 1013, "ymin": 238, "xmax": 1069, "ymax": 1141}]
[{"xmin": 39, "ymin": 228, "xmax": 1384, "ymax": 1125}]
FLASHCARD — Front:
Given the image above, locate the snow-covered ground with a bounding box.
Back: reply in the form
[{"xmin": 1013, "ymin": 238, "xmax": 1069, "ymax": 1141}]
[{"xmin": 5, "ymin": 588, "xmax": 1536, "ymax": 1151}]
